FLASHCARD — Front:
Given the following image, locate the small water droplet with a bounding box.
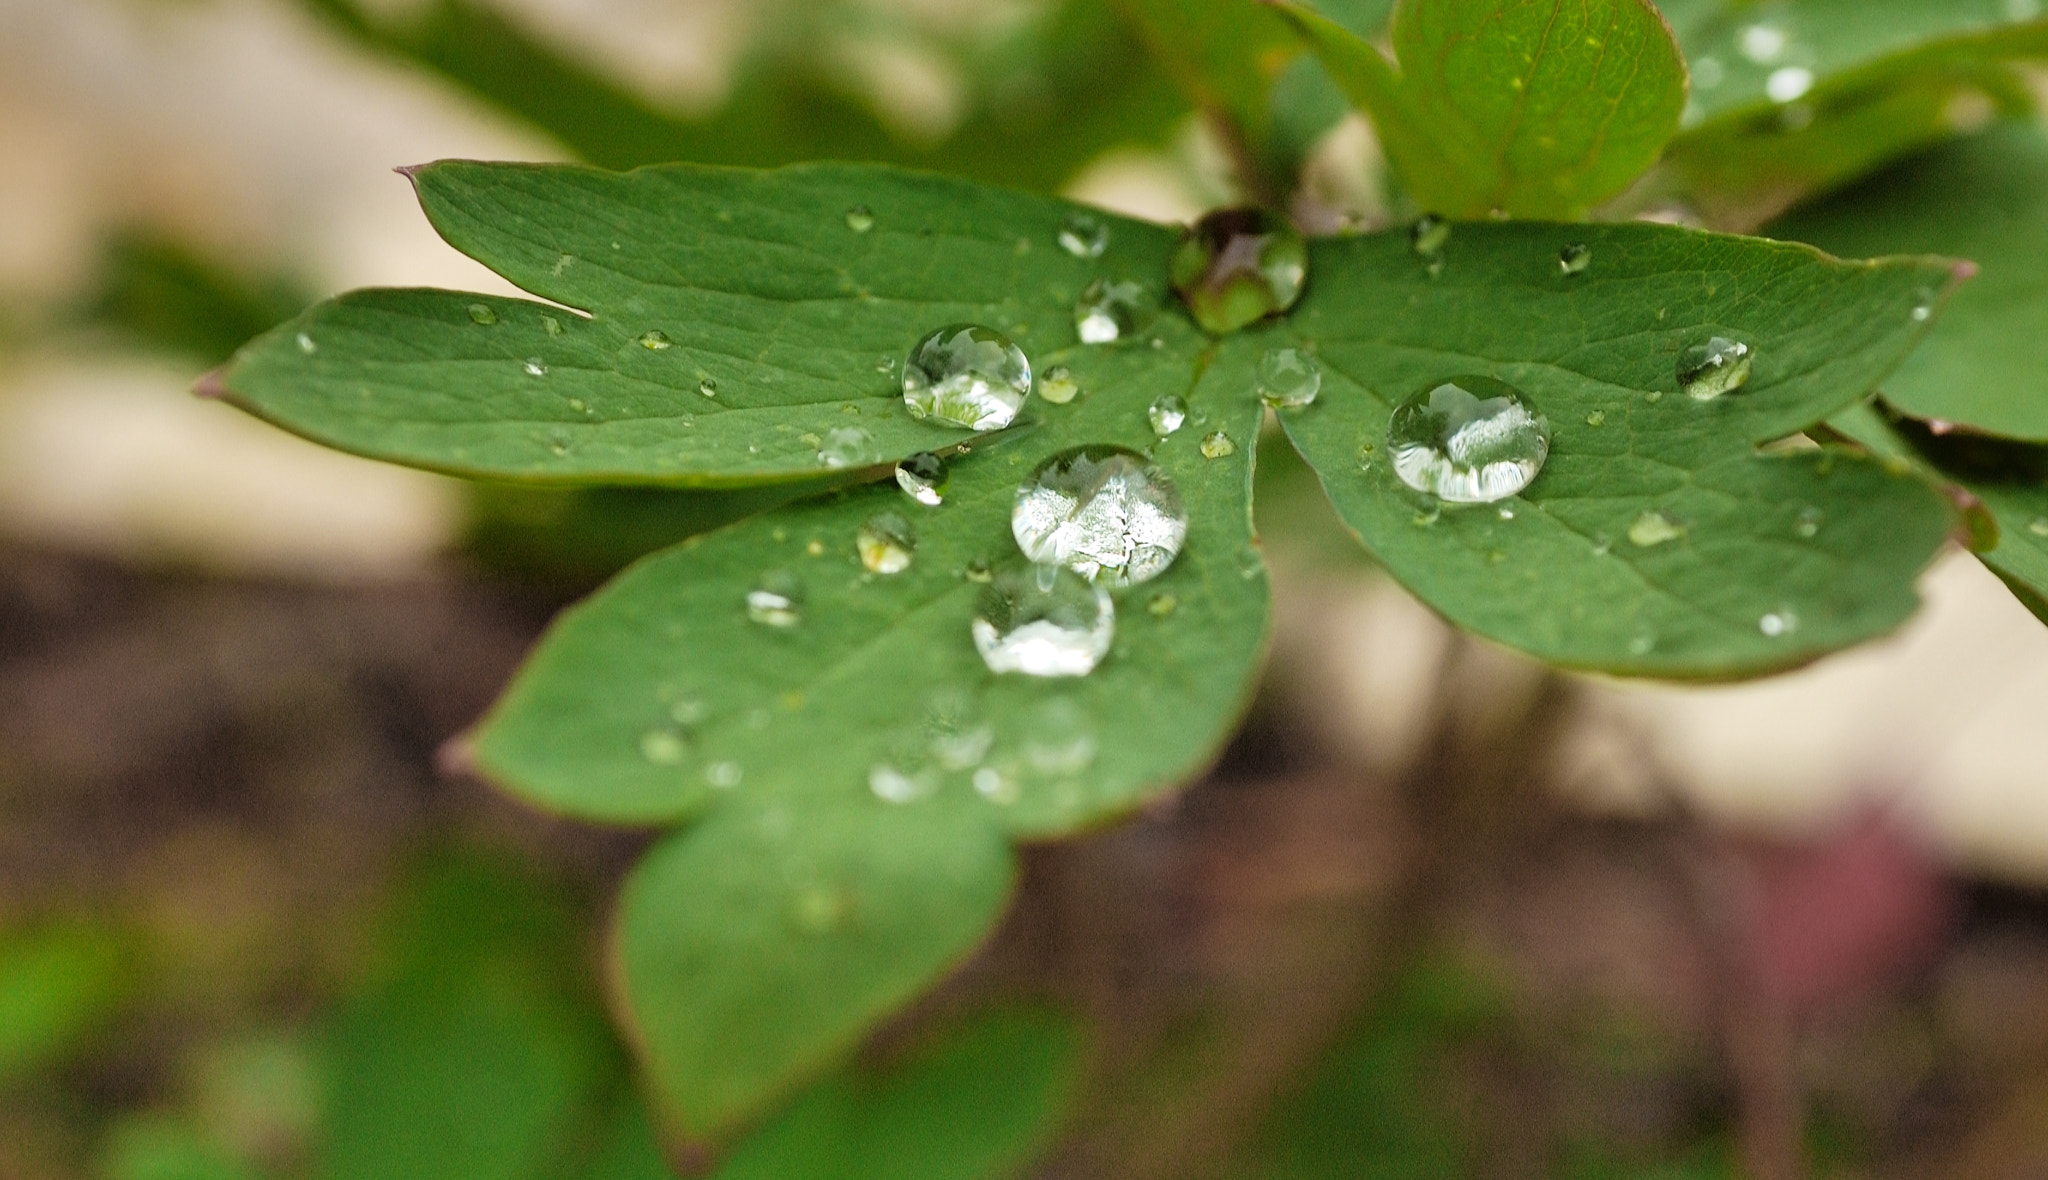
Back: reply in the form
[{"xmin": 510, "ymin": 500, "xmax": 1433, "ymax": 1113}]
[
  {"xmin": 857, "ymin": 511, "xmax": 915, "ymax": 574},
  {"xmin": 640, "ymin": 728, "xmax": 687, "ymax": 764},
  {"xmin": 1148, "ymin": 393, "xmax": 1188, "ymax": 436},
  {"xmin": 1586, "ymin": 409, "xmax": 1606, "ymax": 427},
  {"xmin": 1410, "ymin": 214, "xmax": 1450, "ymax": 258},
  {"xmin": 1794, "ymin": 506, "xmax": 1823, "ymax": 538},
  {"xmin": 1645, "ymin": 390, "xmax": 1664, "ymax": 403},
  {"xmin": 1074, "ymin": 279, "xmax": 1150, "ymax": 344},
  {"xmin": 964, "ymin": 558, "xmax": 994, "ymax": 583},
  {"xmin": 1738, "ymin": 23, "xmax": 1786, "ymax": 62},
  {"xmin": 1013, "ymin": 447, "xmax": 1188, "ymax": 586},
  {"xmin": 1678, "ymin": 336, "xmax": 1753, "ymax": 399},
  {"xmin": 875, "ymin": 354, "xmax": 896, "ymax": 375},
  {"xmin": 2029, "ymin": 517, "xmax": 2048, "ymax": 537},
  {"xmin": 902, "ymin": 324, "xmax": 1031, "ymax": 431},
  {"xmin": 895, "ymin": 452, "xmax": 948, "ymax": 506},
  {"xmin": 1498, "ymin": 506, "xmax": 1516, "ymax": 520},
  {"xmin": 670, "ymin": 697, "xmax": 709, "ymax": 726},
  {"xmin": 1387, "ymin": 377, "xmax": 1552, "ymax": 503},
  {"xmin": 1024, "ymin": 698, "xmax": 1097, "ymax": 773},
  {"xmin": 817, "ymin": 426, "xmax": 874, "ymax": 468},
  {"xmin": 467, "ymin": 303, "xmax": 499, "ymax": 325},
  {"xmin": 1200, "ymin": 431, "xmax": 1236, "ymax": 459},
  {"xmin": 1628, "ymin": 510, "xmax": 1686, "ymax": 547},
  {"xmin": 972, "ymin": 565, "xmax": 1114, "ymax": 677},
  {"xmin": 1694, "ymin": 56, "xmax": 1725, "ymax": 89},
  {"xmin": 523, "ymin": 357, "xmax": 548, "ymax": 377},
  {"xmin": 1766, "ymin": 66, "xmax": 1813, "ymax": 103},
  {"xmin": 1629, "ymin": 631, "xmax": 1655, "ymax": 655},
  {"xmin": 639, "ymin": 329, "xmax": 673, "ymax": 350},
  {"xmin": 697, "ymin": 376, "xmax": 717, "ymax": 398},
  {"xmin": 869, "ymin": 763, "xmax": 936, "ymax": 804},
  {"xmin": 542, "ymin": 314, "xmax": 564, "ymax": 336},
  {"xmin": 1038, "ymin": 365, "xmax": 1080, "ymax": 405},
  {"xmin": 1558, "ymin": 242, "xmax": 1592, "ymax": 275},
  {"xmin": 295, "ymin": 332, "xmax": 316, "ymax": 354},
  {"xmin": 972, "ymin": 766, "xmax": 1019, "ymax": 805},
  {"xmin": 1256, "ymin": 348, "xmax": 1321, "ymax": 408},
  {"xmin": 1058, "ymin": 211, "xmax": 1109, "ymax": 258},
  {"xmin": 845, "ymin": 204, "xmax": 875, "ymax": 233},
  {"xmin": 705, "ymin": 761, "xmax": 742, "ymax": 788},
  {"xmin": 1168, "ymin": 208, "xmax": 1307, "ymax": 334},
  {"xmin": 567, "ymin": 398, "xmax": 587, "ymax": 413},
  {"xmin": 1911, "ymin": 303, "xmax": 1932, "ymax": 322},
  {"xmin": 805, "ymin": 539, "xmax": 824, "ymax": 556},
  {"xmin": 1146, "ymin": 592, "xmax": 1178, "ymax": 619},
  {"xmin": 746, "ymin": 570, "xmax": 804, "ymax": 627},
  {"xmin": 1759, "ymin": 609, "xmax": 1798, "ymax": 637},
  {"xmin": 1412, "ymin": 503, "xmax": 1442, "ymax": 527},
  {"xmin": 1592, "ymin": 536, "xmax": 1613, "ymax": 556}
]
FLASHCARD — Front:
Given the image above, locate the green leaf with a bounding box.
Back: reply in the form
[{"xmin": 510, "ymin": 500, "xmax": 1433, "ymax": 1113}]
[
  {"xmin": 1276, "ymin": 219, "xmax": 1960, "ymax": 676},
  {"xmin": 216, "ymin": 161, "xmax": 1190, "ymax": 487},
  {"xmin": 614, "ymin": 799, "xmax": 1016, "ymax": 1136},
  {"xmin": 1656, "ymin": 0, "xmax": 2048, "ymax": 221},
  {"xmin": 712, "ymin": 1007, "xmax": 1084, "ymax": 1180},
  {"xmin": 1766, "ymin": 121, "xmax": 2048, "ymax": 441},
  {"xmin": 464, "ymin": 482, "xmax": 827, "ymax": 584},
  {"xmin": 0, "ymin": 922, "xmax": 129, "ymax": 1082},
  {"xmin": 1276, "ymin": 0, "xmax": 1688, "ymax": 218}
]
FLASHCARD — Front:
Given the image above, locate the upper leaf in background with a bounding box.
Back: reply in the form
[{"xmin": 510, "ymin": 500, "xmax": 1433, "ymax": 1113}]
[
  {"xmin": 1767, "ymin": 121, "xmax": 2048, "ymax": 442},
  {"xmin": 296, "ymin": 0, "xmax": 1187, "ymax": 192},
  {"xmin": 1275, "ymin": 220, "xmax": 1960, "ymax": 677},
  {"xmin": 1277, "ymin": 0, "xmax": 1688, "ymax": 218},
  {"xmin": 1655, "ymin": 0, "xmax": 2048, "ymax": 224}
]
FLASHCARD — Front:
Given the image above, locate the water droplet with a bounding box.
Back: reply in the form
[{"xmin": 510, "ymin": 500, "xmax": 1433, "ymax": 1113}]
[
  {"xmin": 1148, "ymin": 393, "xmax": 1188, "ymax": 436},
  {"xmin": 1738, "ymin": 23, "xmax": 1786, "ymax": 62},
  {"xmin": 972, "ymin": 766, "xmax": 1019, "ymax": 805},
  {"xmin": 805, "ymin": 538, "xmax": 824, "ymax": 556},
  {"xmin": 640, "ymin": 728, "xmax": 687, "ymax": 764},
  {"xmin": 1168, "ymin": 208, "xmax": 1308, "ymax": 334},
  {"xmin": 964, "ymin": 558, "xmax": 994, "ymax": 583},
  {"xmin": 1256, "ymin": 347, "xmax": 1321, "ymax": 408},
  {"xmin": 972, "ymin": 566, "xmax": 1114, "ymax": 677},
  {"xmin": 639, "ymin": 329, "xmax": 672, "ymax": 350},
  {"xmin": 1038, "ymin": 365, "xmax": 1080, "ymax": 405},
  {"xmin": 1387, "ymin": 377, "xmax": 1552, "ymax": 504},
  {"xmin": 542, "ymin": 314, "xmax": 564, "ymax": 337},
  {"xmin": 817, "ymin": 426, "xmax": 875, "ymax": 468},
  {"xmin": 1795, "ymin": 506, "xmax": 1823, "ymax": 538},
  {"xmin": 1410, "ymin": 214, "xmax": 1450, "ymax": 257},
  {"xmin": 705, "ymin": 761, "xmax": 742, "ymax": 788},
  {"xmin": 295, "ymin": 332, "xmax": 317, "ymax": 354},
  {"xmin": 902, "ymin": 324, "xmax": 1031, "ymax": 431},
  {"xmin": 1759, "ymin": 609, "xmax": 1798, "ymax": 637},
  {"xmin": 1498, "ymin": 506, "xmax": 1516, "ymax": 520},
  {"xmin": 1074, "ymin": 279, "xmax": 1150, "ymax": 344},
  {"xmin": 524, "ymin": 357, "xmax": 548, "ymax": 377},
  {"xmin": 895, "ymin": 452, "xmax": 948, "ymax": 506},
  {"xmin": 1058, "ymin": 211, "xmax": 1109, "ymax": 258},
  {"xmin": 924, "ymin": 692, "xmax": 993, "ymax": 770},
  {"xmin": 746, "ymin": 570, "xmax": 803, "ymax": 627},
  {"xmin": 1912, "ymin": 303, "xmax": 1932, "ymax": 322},
  {"xmin": 467, "ymin": 303, "xmax": 499, "ymax": 325},
  {"xmin": 1200, "ymin": 431, "xmax": 1236, "ymax": 459},
  {"xmin": 1693, "ymin": 56, "xmax": 1725, "ymax": 89},
  {"xmin": 1629, "ymin": 632, "xmax": 1656, "ymax": 655},
  {"xmin": 1628, "ymin": 510, "xmax": 1686, "ymax": 547},
  {"xmin": 845, "ymin": 204, "xmax": 874, "ymax": 233},
  {"xmin": 869, "ymin": 763, "xmax": 936, "ymax": 804},
  {"xmin": 1147, "ymin": 592, "xmax": 1178, "ymax": 618},
  {"xmin": 1586, "ymin": 409, "xmax": 1607, "ymax": 427},
  {"xmin": 1645, "ymin": 390, "xmax": 1664, "ymax": 404},
  {"xmin": 698, "ymin": 376, "xmax": 717, "ymax": 398},
  {"xmin": 1023, "ymin": 698, "xmax": 1097, "ymax": 773},
  {"xmin": 1558, "ymin": 242, "xmax": 1592, "ymax": 275},
  {"xmin": 856, "ymin": 511, "xmax": 915, "ymax": 574},
  {"xmin": 1013, "ymin": 447, "xmax": 1188, "ymax": 586},
  {"xmin": 875, "ymin": 354, "xmax": 896, "ymax": 374},
  {"xmin": 2030, "ymin": 517, "xmax": 2048, "ymax": 537},
  {"xmin": 670, "ymin": 697, "xmax": 709, "ymax": 726},
  {"xmin": 1766, "ymin": 66, "xmax": 1813, "ymax": 103},
  {"xmin": 1677, "ymin": 336, "xmax": 1753, "ymax": 400}
]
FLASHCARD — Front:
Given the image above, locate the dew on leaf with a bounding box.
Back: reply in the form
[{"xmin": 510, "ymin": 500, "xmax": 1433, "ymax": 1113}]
[
  {"xmin": 896, "ymin": 451, "xmax": 948, "ymax": 506},
  {"xmin": 1738, "ymin": 23, "xmax": 1786, "ymax": 62},
  {"xmin": 542, "ymin": 314, "xmax": 564, "ymax": 337},
  {"xmin": 972, "ymin": 766, "xmax": 1019, "ymax": 805},
  {"xmin": 1628, "ymin": 510, "xmax": 1686, "ymax": 547},
  {"xmin": 1023, "ymin": 698, "xmax": 1098, "ymax": 773},
  {"xmin": 639, "ymin": 729, "xmax": 687, "ymax": 765},
  {"xmin": 902, "ymin": 323, "xmax": 1031, "ymax": 430},
  {"xmin": 1013, "ymin": 447, "xmax": 1187, "ymax": 585},
  {"xmin": 523, "ymin": 357, "xmax": 548, "ymax": 377},
  {"xmin": 639, "ymin": 329, "xmax": 673, "ymax": 350},
  {"xmin": 869, "ymin": 763, "xmax": 936, "ymax": 804},
  {"xmin": 1147, "ymin": 393, "xmax": 1188, "ymax": 437},
  {"xmin": 1039, "ymin": 365, "xmax": 1080, "ymax": 405},
  {"xmin": 856, "ymin": 511, "xmax": 915, "ymax": 574},
  {"xmin": 1074, "ymin": 279, "xmax": 1149, "ymax": 344},
  {"xmin": 2030, "ymin": 517, "xmax": 2048, "ymax": 537},
  {"xmin": 746, "ymin": 570, "xmax": 804, "ymax": 627},
  {"xmin": 1759, "ymin": 609, "xmax": 1798, "ymax": 637},
  {"xmin": 1677, "ymin": 336, "xmax": 1753, "ymax": 400},
  {"xmin": 1147, "ymin": 592, "xmax": 1178, "ymax": 618},
  {"xmin": 698, "ymin": 377, "xmax": 717, "ymax": 398},
  {"xmin": 466, "ymin": 303, "xmax": 498, "ymax": 325},
  {"xmin": 1586, "ymin": 409, "xmax": 1606, "ymax": 427},
  {"xmin": 972, "ymin": 565, "xmax": 1114, "ymax": 677},
  {"xmin": 1256, "ymin": 347, "xmax": 1320, "ymax": 408},
  {"xmin": 1200, "ymin": 431, "xmax": 1236, "ymax": 459},
  {"xmin": 1410, "ymin": 214, "xmax": 1450, "ymax": 257},
  {"xmin": 817, "ymin": 426, "xmax": 875, "ymax": 469},
  {"xmin": 1387, "ymin": 376, "xmax": 1551, "ymax": 504},
  {"xmin": 670, "ymin": 697, "xmax": 709, "ymax": 727},
  {"xmin": 1168, "ymin": 208, "xmax": 1307, "ymax": 334},
  {"xmin": 844, "ymin": 205, "xmax": 875, "ymax": 233},
  {"xmin": 1795, "ymin": 506, "xmax": 1823, "ymax": 538},
  {"xmin": 706, "ymin": 761, "xmax": 742, "ymax": 788},
  {"xmin": 1058, "ymin": 211, "xmax": 1109, "ymax": 258},
  {"xmin": 1558, "ymin": 243, "xmax": 1592, "ymax": 275},
  {"xmin": 875, "ymin": 354, "xmax": 896, "ymax": 374},
  {"xmin": 1766, "ymin": 66, "xmax": 1814, "ymax": 102},
  {"xmin": 295, "ymin": 332, "xmax": 316, "ymax": 354},
  {"xmin": 964, "ymin": 558, "xmax": 994, "ymax": 583}
]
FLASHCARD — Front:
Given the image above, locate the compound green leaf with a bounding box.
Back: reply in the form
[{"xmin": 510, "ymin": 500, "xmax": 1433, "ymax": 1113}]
[
  {"xmin": 214, "ymin": 162, "xmax": 1181, "ymax": 487},
  {"xmin": 1277, "ymin": 0, "xmax": 1688, "ymax": 218},
  {"xmin": 615, "ymin": 799, "xmax": 1016, "ymax": 1137},
  {"xmin": 1277, "ymin": 219, "xmax": 1960, "ymax": 677},
  {"xmin": 712, "ymin": 1007, "xmax": 1083, "ymax": 1180},
  {"xmin": 1767, "ymin": 121, "xmax": 2048, "ymax": 441}
]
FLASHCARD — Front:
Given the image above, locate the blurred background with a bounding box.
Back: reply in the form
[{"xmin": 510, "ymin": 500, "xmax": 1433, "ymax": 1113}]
[{"xmin": 2, "ymin": 0, "xmax": 2047, "ymax": 1176}]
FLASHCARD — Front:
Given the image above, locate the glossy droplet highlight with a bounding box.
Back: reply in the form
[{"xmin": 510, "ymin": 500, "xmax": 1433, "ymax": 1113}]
[
  {"xmin": 868, "ymin": 764, "xmax": 935, "ymax": 804},
  {"xmin": 467, "ymin": 303, "xmax": 499, "ymax": 325},
  {"xmin": 1678, "ymin": 336, "xmax": 1753, "ymax": 400},
  {"xmin": 1256, "ymin": 348, "xmax": 1320, "ymax": 408},
  {"xmin": 1628, "ymin": 510, "xmax": 1685, "ymax": 547},
  {"xmin": 1058, "ymin": 212, "xmax": 1108, "ymax": 258},
  {"xmin": 295, "ymin": 332, "xmax": 316, "ymax": 354},
  {"xmin": 857, "ymin": 512, "xmax": 915, "ymax": 574},
  {"xmin": 1795, "ymin": 506, "xmax": 1823, "ymax": 538},
  {"xmin": 1387, "ymin": 377, "xmax": 1551, "ymax": 504},
  {"xmin": 698, "ymin": 377, "xmax": 717, "ymax": 398},
  {"xmin": 817, "ymin": 426, "xmax": 874, "ymax": 468},
  {"xmin": 639, "ymin": 329, "xmax": 673, "ymax": 350},
  {"xmin": 1759, "ymin": 609, "xmax": 1798, "ymax": 638},
  {"xmin": 523, "ymin": 357, "xmax": 548, "ymax": 377},
  {"xmin": 972, "ymin": 566, "xmax": 1114, "ymax": 677},
  {"xmin": 746, "ymin": 570, "xmax": 803, "ymax": 627},
  {"xmin": 896, "ymin": 451, "xmax": 948, "ymax": 506},
  {"xmin": 1148, "ymin": 393, "xmax": 1187, "ymax": 436},
  {"xmin": 1200, "ymin": 431, "xmax": 1236, "ymax": 459},
  {"xmin": 1038, "ymin": 365, "xmax": 1080, "ymax": 405},
  {"xmin": 1012, "ymin": 446, "xmax": 1187, "ymax": 586},
  {"xmin": 902, "ymin": 324, "xmax": 1031, "ymax": 431},
  {"xmin": 1168, "ymin": 208, "xmax": 1307, "ymax": 334},
  {"xmin": 1586, "ymin": 410, "xmax": 1607, "ymax": 427},
  {"xmin": 1074, "ymin": 279, "xmax": 1149, "ymax": 344},
  {"xmin": 639, "ymin": 729, "xmax": 687, "ymax": 765},
  {"xmin": 1559, "ymin": 243, "xmax": 1592, "ymax": 275},
  {"xmin": 845, "ymin": 204, "xmax": 874, "ymax": 233},
  {"xmin": 1766, "ymin": 66, "xmax": 1813, "ymax": 103},
  {"xmin": 2030, "ymin": 517, "xmax": 2048, "ymax": 537}
]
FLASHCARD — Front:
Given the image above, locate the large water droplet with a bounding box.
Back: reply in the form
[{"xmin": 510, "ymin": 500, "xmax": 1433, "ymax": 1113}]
[
  {"xmin": 1074, "ymin": 279, "xmax": 1149, "ymax": 344},
  {"xmin": 639, "ymin": 329, "xmax": 673, "ymax": 350},
  {"xmin": 971, "ymin": 565, "xmax": 1114, "ymax": 677},
  {"xmin": 1200, "ymin": 431, "xmax": 1236, "ymax": 459},
  {"xmin": 467, "ymin": 303, "xmax": 499, "ymax": 325},
  {"xmin": 1559, "ymin": 243, "xmax": 1592, "ymax": 275},
  {"xmin": 902, "ymin": 324, "xmax": 1031, "ymax": 431},
  {"xmin": 1058, "ymin": 211, "xmax": 1108, "ymax": 258},
  {"xmin": 1677, "ymin": 336, "xmax": 1753, "ymax": 400},
  {"xmin": 857, "ymin": 511, "xmax": 915, "ymax": 574},
  {"xmin": 845, "ymin": 204, "xmax": 875, "ymax": 233},
  {"xmin": 1628, "ymin": 510, "xmax": 1686, "ymax": 547},
  {"xmin": 1148, "ymin": 393, "xmax": 1187, "ymax": 436},
  {"xmin": 1038, "ymin": 365, "xmax": 1080, "ymax": 405},
  {"xmin": 746, "ymin": 570, "xmax": 804, "ymax": 627},
  {"xmin": 1012, "ymin": 446, "xmax": 1187, "ymax": 586},
  {"xmin": 817, "ymin": 426, "xmax": 874, "ymax": 468},
  {"xmin": 896, "ymin": 451, "xmax": 948, "ymax": 506},
  {"xmin": 1168, "ymin": 208, "xmax": 1308, "ymax": 334},
  {"xmin": 1387, "ymin": 377, "xmax": 1551, "ymax": 504},
  {"xmin": 1256, "ymin": 347, "xmax": 1320, "ymax": 408}
]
